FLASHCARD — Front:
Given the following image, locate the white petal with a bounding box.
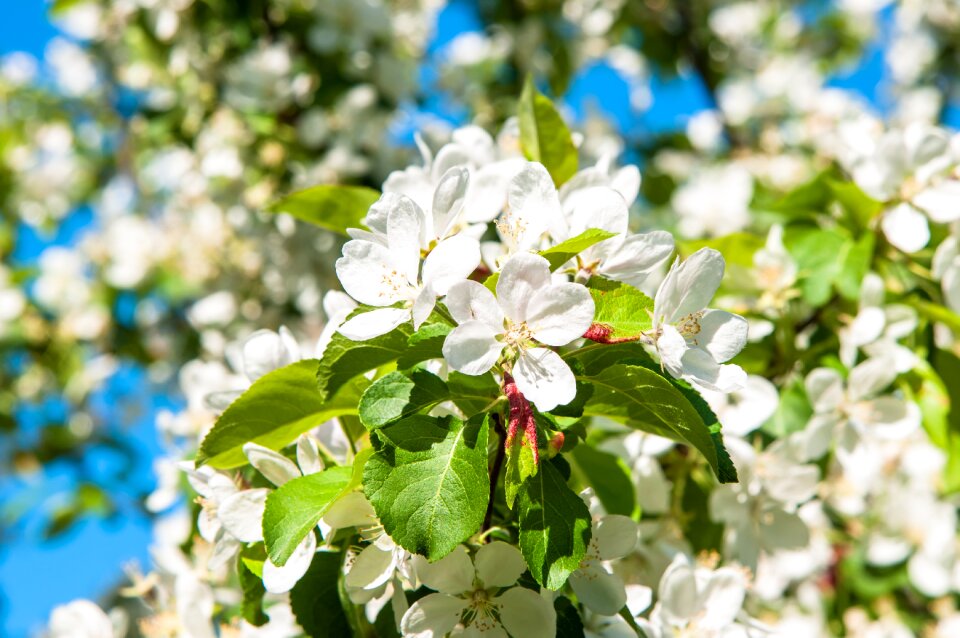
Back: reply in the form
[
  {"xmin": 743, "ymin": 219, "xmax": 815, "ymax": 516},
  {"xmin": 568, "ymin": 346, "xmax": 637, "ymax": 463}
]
[
  {"xmin": 507, "ymin": 162, "xmax": 562, "ymax": 248},
  {"xmin": 48, "ymin": 601, "xmax": 115, "ymax": 638},
  {"xmin": 401, "ymin": 594, "xmax": 466, "ymax": 638},
  {"xmin": 475, "ymin": 541, "xmax": 527, "ymax": 588},
  {"xmin": 322, "ymin": 491, "xmax": 377, "ymax": 529},
  {"xmin": 563, "ymin": 186, "xmax": 629, "ymax": 237},
  {"xmin": 697, "ymin": 309, "xmax": 748, "ymax": 363},
  {"xmin": 496, "ymin": 251, "xmax": 552, "ymax": 323},
  {"xmin": 913, "ymin": 179, "xmax": 960, "ymax": 223},
  {"xmin": 263, "ymin": 532, "xmax": 317, "ymax": 594},
  {"xmin": 497, "ymin": 587, "xmax": 557, "ymax": 638},
  {"xmin": 625, "ymin": 584, "xmax": 653, "ymax": 616},
  {"xmin": 848, "ymin": 357, "xmax": 898, "ymax": 401},
  {"xmin": 569, "ymin": 565, "xmax": 627, "ymax": 616},
  {"xmin": 412, "ymin": 285, "xmax": 437, "ymax": 330},
  {"xmin": 595, "ymin": 515, "xmax": 639, "ymax": 560},
  {"xmin": 526, "ymin": 283, "xmax": 595, "ymax": 346},
  {"xmin": 386, "ymin": 197, "xmax": 426, "ymax": 284},
  {"xmin": 805, "ymin": 368, "xmax": 844, "ymax": 413},
  {"xmin": 700, "ymin": 567, "xmax": 747, "ymax": 629},
  {"xmin": 336, "ymin": 240, "xmax": 410, "ymax": 306},
  {"xmin": 442, "ymin": 321, "xmax": 504, "ymax": 375},
  {"xmin": 218, "ymin": 488, "xmax": 268, "ymax": 543},
  {"xmin": 432, "ymin": 166, "xmax": 469, "ymax": 238},
  {"xmin": 680, "ymin": 347, "xmax": 746, "ymax": 393},
  {"xmin": 464, "ymin": 159, "xmax": 525, "ymax": 223},
  {"xmin": 243, "ymin": 443, "xmax": 302, "ymax": 487},
  {"xmin": 598, "ymin": 231, "xmax": 675, "ymax": 287},
  {"xmin": 242, "ymin": 329, "xmax": 298, "ymax": 380},
  {"xmin": 654, "ymin": 248, "xmax": 725, "ymax": 325},
  {"xmin": 338, "ymin": 308, "xmax": 412, "ymax": 341},
  {"xmin": 444, "ymin": 280, "xmax": 504, "ymax": 330},
  {"xmin": 881, "ymin": 203, "xmax": 930, "ymax": 253},
  {"xmin": 422, "ymin": 234, "xmax": 481, "ymax": 295},
  {"xmin": 856, "ymin": 397, "xmax": 920, "ymax": 439},
  {"xmin": 657, "ymin": 555, "xmax": 700, "ymax": 625},
  {"xmin": 345, "ymin": 542, "xmax": 398, "ymax": 592},
  {"xmin": 513, "ymin": 347, "xmax": 577, "ymax": 412},
  {"xmin": 415, "ymin": 545, "xmax": 475, "ymax": 595},
  {"xmin": 296, "ymin": 435, "xmax": 324, "ymax": 475}
]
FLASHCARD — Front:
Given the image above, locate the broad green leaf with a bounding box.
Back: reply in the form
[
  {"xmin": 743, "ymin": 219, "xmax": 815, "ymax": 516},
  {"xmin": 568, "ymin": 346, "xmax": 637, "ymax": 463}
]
[
  {"xmin": 446, "ymin": 371, "xmax": 501, "ymax": 417},
  {"xmin": 238, "ymin": 546, "xmax": 268, "ymax": 626},
  {"xmin": 262, "ymin": 466, "xmax": 353, "ymax": 565},
  {"xmin": 835, "ymin": 232, "xmax": 875, "ymax": 301},
  {"xmin": 289, "ymin": 551, "xmax": 351, "ymax": 638},
  {"xmin": 359, "ymin": 370, "xmax": 450, "ymax": 429},
  {"xmin": 397, "ymin": 322, "xmax": 452, "ymax": 370},
  {"xmin": 364, "ymin": 415, "xmax": 490, "ymax": 560},
  {"xmin": 584, "ymin": 277, "xmax": 654, "ymax": 342},
  {"xmin": 539, "ymin": 229, "xmax": 617, "ymax": 271},
  {"xmin": 828, "ymin": 178, "xmax": 882, "ymax": 228},
  {"xmin": 266, "ymin": 184, "xmax": 380, "ymax": 236},
  {"xmin": 317, "ymin": 315, "xmax": 412, "ymax": 401},
  {"xmin": 784, "ymin": 227, "xmax": 848, "ymax": 305},
  {"xmin": 678, "ymin": 232, "xmax": 765, "ymax": 269},
  {"xmin": 518, "ymin": 458, "xmax": 592, "ymax": 590},
  {"xmin": 762, "ymin": 380, "xmax": 811, "ymax": 438},
  {"xmin": 571, "ymin": 444, "xmax": 636, "ymax": 517},
  {"xmin": 578, "ymin": 363, "xmax": 737, "ymax": 483},
  {"xmin": 518, "ymin": 76, "xmax": 578, "ymax": 187},
  {"xmin": 197, "ymin": 360, "xmax": 361, "ymax": 469}
]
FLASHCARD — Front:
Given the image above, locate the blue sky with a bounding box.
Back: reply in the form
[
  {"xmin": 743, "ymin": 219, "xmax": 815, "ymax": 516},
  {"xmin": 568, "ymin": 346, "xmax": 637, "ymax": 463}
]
[{"xmin": 0, "ymin": 1, "xmax": 898, "ymax": 635}]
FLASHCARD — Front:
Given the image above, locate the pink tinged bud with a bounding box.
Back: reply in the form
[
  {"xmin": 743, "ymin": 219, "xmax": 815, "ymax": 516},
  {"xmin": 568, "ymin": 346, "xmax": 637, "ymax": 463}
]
[{"xmin": 503, "ymin": 372, "xmax": 540, "ymax": 466}]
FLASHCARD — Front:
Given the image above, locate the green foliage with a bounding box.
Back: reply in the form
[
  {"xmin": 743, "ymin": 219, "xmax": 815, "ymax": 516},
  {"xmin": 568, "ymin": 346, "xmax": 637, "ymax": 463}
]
[
  {"xmin": 266, "ymin": 184, "xmax": 381, "ymax": 236},
  {"xmin": 363, "ymin": 415, "xmax": 490, "ymax": 560},
  {"xmin": 571, "ymin": 443, "xmax": 637, "ymax": 517},
  {"xmin": 262, "ymin": 466, "xmax": 353, "ymax": 565},
  {"xmin": 316, "ymin": 316, "xmax": 413, "ymax": 401},
  {"xmin": 358, "ymin": 369, "xmax": 450, "ymax": 429},
  {"xmin": 504, "ymin": 429, "xmax": 538, "ymax": 509},
  {"xmin": 785, "ymin": 227, "xmax": 849, "ymax": 306},
  {"xmin": 518, "ymin": 76, "xmax": 578, "ymax": 187},
  {"xmin": 289, "ymin": 551, "xmax": 351, "ymax": 638},
  {"xmin": 584, "ymin": 277, "xmax": 655, "ymax": 341},
  {"xmin": 540, "ymin": 229, "xmax": 617, "ymax": 271},
  {"xmin": 238, "ymin": 545, "xmax": 268, "ymax": 626},
  {"xmin": 518, "ymin": 458, "xmax": 592, "ymax": 590},
  {"xmin": 197, "ymin": 360, "xmax": 361, "ymax": 469}
]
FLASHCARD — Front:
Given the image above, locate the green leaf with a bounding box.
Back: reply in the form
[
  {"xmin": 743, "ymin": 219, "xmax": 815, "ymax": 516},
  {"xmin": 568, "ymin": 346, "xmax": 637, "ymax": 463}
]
[
  {"xmin": 554, "ymin": 597, "xmax": 586, "ymax": 638},
  {"xmin": 446, "ymin": 371, "xmax": 501, "ymax": 417},
  {"xmin": 539, "ymin": 229, "xmax": 617, "ymax": 271},
  {"xmin": 835, "ymin": 232, "xmax": 875, "ymax": 301},
  {"xmin": 197, "ymin": 360, "xmax": 361, "ymax": 468},
  {"xmin": 571, "ymin": 444, "xmax": 636, "ymax": 517},
  {"xmin": 828, "ymin": 178, "xmax": 883, "ymax": 228},
  {"xmin": 504, "ymin": 432, "xmax": 538, "ymax": 509},
  {"xmin": 363, "ymin": 415, "xmax": 490, "ymax": 560},
  {"xmin": 784, "ymin": 227, "xmax": 848, "ymax": 305},
  {"xmin": 518, "ymin": 76, "xmax": 578, "ymax": 187},
  {"xmin": 518, "ymin": 458, "xmax": 592, "ymax": 590},
  {"xmin": 359, "ymin": 370, "xmax": 450, "ymax": 429},
  {"xmin": 238, "ymin": 546, "xmax": 268, "ymax": 627},
  {"xmin": 317, "ymin": 315, "xmax": 413, "ymax": 401},
  {"xmin": 266, "ymin": 184, "xmax": 380, "ymax": 236},
  {"xmin": 397, "ymin": 322, "xmax": 452, "ymax": 369},
  {"xmin": 911, "ymin": 298, "xmax": 960, "ymax": 334},
  {"xmin": 262, "ymin": 466, "xmax": 353, "ymax": 566},
  {"xmin": 577, "ymin": 363, "xmax": 737, "ymax": 483},
  {"xmin": 289, "ymin": 551, "xmax": 351, "ymax": 638},
  {"xmin": 678, "ymin": 232, "xmax": 765, "ymax": 269},
  {"xmin": 584, "ymin": 277, "xmax": 654, "ymax": 342},
  {"xmin": 762, "ymin": 380, "xmax": 811, "ymax": 438}
]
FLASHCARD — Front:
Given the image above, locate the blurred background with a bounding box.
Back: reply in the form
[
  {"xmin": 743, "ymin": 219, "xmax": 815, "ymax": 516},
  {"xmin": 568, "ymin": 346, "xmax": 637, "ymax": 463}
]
[{"xmin": 0, "ymin": 0, "xmax": 956, "ymax": 635}]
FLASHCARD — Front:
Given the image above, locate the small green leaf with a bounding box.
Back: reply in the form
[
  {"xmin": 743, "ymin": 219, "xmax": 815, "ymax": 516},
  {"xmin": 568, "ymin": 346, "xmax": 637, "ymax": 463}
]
[
  {"xmin": 266, "ymin": 184, "xmax": 380, "ymax": 236},
  {"xmin": 446, "ymin": 371, "xmax": 501, "ymax": 417},
  {"xmin": 504, "ymin": 432, "xmax": 538, "ymax": 509},
  {"xmin": 518, "ymin": 458, "xmax": 592, "ymax": 590},
  {"xmin": 238, "ymin": 546, "xmax": 268, "ymax": 627},
  {"xmin": 289, "ymin": 551, "xmax": 351, "ymax": 638},
  {"xmin": 784, "ymin": 227, "xmax": 848, "ymax": 305},
  {"xmin": 518, "ymin": 76, "xmax": 578, "ymax": 187},
  {"xmin": 364, "ymin": 415, "xmax": 490, "ymax": 560},
  {"xmin": 584, "ymin": 277, "xmax": 655, "ymax": 342},
  {"xmin": 197, "ymin": 360, "xmax": 361, "ymax": 469},
  {"xmin": 677, "ymin": 232, "xmax": 764, "ymax": 269},
  {"xmin": 397, "ymin": 322, "xmax": 452, "ymax": 369},
  {"xmin": 828, "ymin": 178, "xmax": 883, "ymax": 228},
  {"xmin": 359, "ymin": 370, "xmax": 450, "ymax": 429},
  {"xmin": 836, "ymin": 233, "xmax": 875, "ymax": 301},
  {"xmin": 539, "ymin": 229, "xmax": 617, "ymax": 271},
  {"xmin": 262, "ymin": 466, "xmax": 353, "ymax": 566},
  {"xmin": 317, "ymin": 313, "xmax": 413, "ymax": 401},
  {"xmin": 571, "ymin": 444, "xmax": 636, "ymax": 517}
]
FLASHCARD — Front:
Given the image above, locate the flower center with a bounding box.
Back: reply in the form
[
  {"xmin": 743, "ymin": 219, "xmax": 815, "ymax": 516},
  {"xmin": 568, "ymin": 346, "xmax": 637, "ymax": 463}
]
[
  {"xmin": 503, "ymin": 320, "xmax": 533, "ymax": 349},
  {"xmin": 463, "ymin": 589, "xmax": 500, "ymax": 631},
  {"xmin": 379, "ymin": 267, "xmax": 415, "ymax": 300},
  {"xmin": 677, "ymin": 311, "xmax": 704, "ymax": 338},
  {"xmin": 496, "ymin": 210, "xmax": 528, "ymax": 246}
]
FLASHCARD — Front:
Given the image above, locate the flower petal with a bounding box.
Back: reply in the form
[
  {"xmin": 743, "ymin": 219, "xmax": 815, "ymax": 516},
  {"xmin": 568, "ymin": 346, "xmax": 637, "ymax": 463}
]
[
  {"xmin": 569, "ymin": 565, "xmax": 628, "ymax": 616},
  {"xmin": 848, "ymin": 356, "xmax": 898, "ymax": 401},
  {"xmin": 698, "ymin": 309, "xmax": 748, "ymax": 363},
  {"xmin": 563, "ymin": 186, "xmax": 629, "ymax": 237},
  {"xmin": 296, "ymin": 435, "xmax": 324, "ymax": 475},
  {"xmin": 412, "ymin": 285, "xmax": 437, "ymax": 331},
  {"xmin": 595, "ymin": 515, "xmax": 639, "ymax": 560},
  {"xmin": 700, "ymin": 567, "xmax": 747, "ymax": 630},
  {"xmin": 336, "ymin": 240, "xmax": 409, "ymax": 306},
  {"xmin": 913, "ymin": 179, "xmax": 960, "ymax": 223},
  {"xmin": 422, "ymin": 234, "xmax": 481, "ymax": 296},
  {"xmin": 497, "ymin": 586, "xmax": 557, "ymax": 638},
  {"xmin": 242, "ymin": 328, "xmax": 298, "ymax": 381},
  {"xmin": 401, "ymin": 594, "xmax": 466, "ymax": 638},
  {"xmin": 218, "ymin": 488, "xmax": 268, "ymax": 543},
  {"xmin": 442, "ymin": 321, "xmax": 504, "ymax": 375},
  {"xmin": 598, "ymin": 231, "xmax": 675, "ymax": 287},
  {"xmin": 805, "ymin": 367, "xmax": 844, "ymax": 413},
  {"xmin": 345, "ymin": 542, "xmax": 398, "ymax": 592},
  {"xmin": 496, "ymin": 251, "xmax": 552, "ymax": 323},
  {"xmin": 263, "ymin": 532, "xmax": 317, "ymax": 594},
  {"xmin": 432, "ymin": 166, "xmax": 469, "ymax": 238},
  {"xmin": 322, "ymin": 491, "xmax": 377, "ymax": 530},
  {"xmin": 243, "ymin": 443, "xmax": 302, "ymax": 487},
  {"xmin": 338, "ymin": 308, "xmax": 412, "ymax": 341},
  {"xmin": 475, "ymin": 541, "xmax": 527, "ymax": 588},
  {"xmin": 444, "ymin": 280, "xmax": 504, "ymax": 330},
  {"xmin": 513, "ymin": 347, "xmax": 577, "ymax": 412},
  {"xmin": 881, "ymin": 203, "xmax": 930, "ymax": 253},
  {"xmin": 507, "ymin": 162, "xmax": 563, "ymax": 248},
  {"xmin": 654, "ymin": 248, "xmax": 725, "ymax": 325},
  {"xmin": 415, "ymin": 545, "xmax": 475, "ymax": 595},
  {"xmin": 526, "ymin": 283, "xmax": 595, "ymax": 346}
]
